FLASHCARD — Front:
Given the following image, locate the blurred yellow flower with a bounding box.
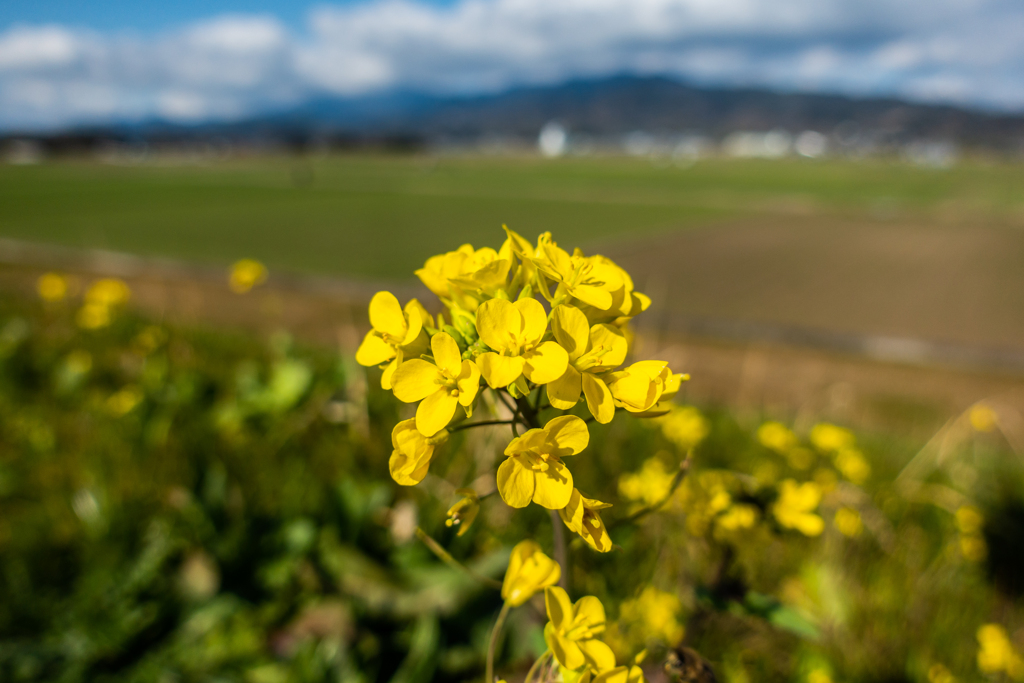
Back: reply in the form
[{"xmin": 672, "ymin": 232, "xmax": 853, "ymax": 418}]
[
  {"xmin": 106, "ymin": 386, "xmax": 144, "ymax": 416},
  {"xmin": 389, "ymin": 419, "xmax": 446, "ymax": 486},
  {"xmin": 547, "ymin": 304, "xmax": 626, "ymax": 424},
  {"xmin": 37, "ymin": 272, "xmax": 68, "ymax": 302},
  {"xmin": 560, "ymin": 488, "xmax": 613, "ymax": 552},
  {"xmin": 928, "ymin": 663, "xmax": 955, "ymax": 683},
  {"xmin": 757, "ymin": 421, "xmax": 798, "ymax": 454},
  {"xmin": 717, "ymin": 504, "xmax": 759, "ymax": 532},
  {"xmin": 445, "ymin": 488, "xmax": 479, "ymax": 536},
  {"xmin": 618, "ymin": 457, "xmax": 675, "ymax": 509},
  {"xmin": 619, "ymin": 586, "xmax": 684, "ymax": 646},
  {"xmin": 85, "ymin": 278, "xmax": 131, "ymax": 307},
  {"xmin": 660, "ymin": 406, "xmax": 709, "ymax": 450},
  {"xmin": 501, "ymin": 540, "xmax": 560, "ymax": 607},
  {"xmin": 773, "ymin": 479, "xmax": 824, "ymax": 536},
  {"xmin": 969, "ymin": 404, "xmax": 998, "ymax": 433},
  {"xmin": 544, "ymin": 586, "xmax": 616, "ymax": 673},
  {"xmin": 76, "ymin": 303, "xmax": 111, "ymax": 330},
  {"xmin": 808, "ymin": 668, "xmax": 833, "ymax": 683},
  {"xmin": 355, "ymin": 291, "xmax": 431, "ymax": 389},
  {"xmin": 229, "ymin": 259, "xmax": 267, "ymax": 293},
  {"xmin": 834, "ymin": 448, "xmax": 871, "ymax": 485},
  {"xmin": 475, "ymin": 297, "xmax": 568, "ymax": 389},
  {"xmin": 960, "ymin": 535, "xmax": 987, "ymax": 563},
  {"xmin": 977, "ymin": 624, "xmax": 1024, "ymax": 680},
  {"xmin": 391, "ymin": 332, "xmax": 480, "ymax": 437},
  {"xmin": 809, "ymin": 423, "xmax": 854, "ymax": 453},
  {"xmin": 834, "ymin": 507, "xmax": 863, "ymax": 537},
  {"xmin": 956, "ymin": 506, "xmax": 984, "ymax": 535},
  {"xmin": 497, "ymin": 415, "xmax": 588, "ymax": 510}
]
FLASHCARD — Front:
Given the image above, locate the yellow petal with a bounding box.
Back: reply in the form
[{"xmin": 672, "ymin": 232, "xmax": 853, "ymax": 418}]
[
  {"xmin": 593, "ymin": 667, "xmax": 630, "ymax": 683},
  {"xmin": 547, "ymin": 365, "xmax": 582, "ymax": 411},
  {"xmin": 582, "ymin": 373, "xmax": 615, "ymax": 424},
  {"xmin": 532, "ymin": 459, "xmax": 574, "ymax": 509},
  {"xmin": 579, "ymin": 639, "xmax": 617, "ymax": 674},
  {"xmin": 404, "ymin": 298, "xmax": 433, "ymax": 331},
  {"xmin": 391, "ymin": 359, "xmax": 441, "ymax": 403},
  {"xmin": 400, "ymin": 302, "xmax": 425, "ymax": 346},
  {"xmin": 559, "ymin": 488, "xmax": 585, "ymax": 531},
  {"xmin": 547, "ymin": 623, "xmax": 586, "ymax": 671},
  {"xmin": 431, "ymin": 332, "xmax": 463, "ymax": 377},
  {"xmin": 544, "ymin": 415, "xmax": 590, "ymax": 456},
  {"xmin": 551, "ymin": 305, "xmax": 590, "ymax": 360},
  {"xmin": 415, "ymin": 255, "xmax": 450, "ymax": 297},
  {"xmin": 574, "ymin": 595, "xmax": 607, "ymax": 633},
  {"xmin": 475, "ymin": 298, "xmax": 518, "ymax": 352},
  {"xmin": 587, "ymin": 324, "xmax": 627, "ymax": 369},
  {"xmin": 478, "ymin": 352, "xmax": 525, "ymax": 389},
  {"xmin": 415, "ymin": 389, "xmax": 458, "ymax": 437},
  {"xmin": 355, "ymin": 331, "xmax": 395, "ymax": 367},
  {"xmin": 515, "ymin": 297, "xmax": 548, "ymax": 345},
  {"xmin": 456, "ymin": 360, "xmax": 480, "ymax": 407},
  {"xmin": 545, "ymin": 586, "xmax": 574, "ymax": 629},
  {"xmin": 497, "ymin": 457, "xmax": 535, "ymax": 508},
  {"xmin": 368, "ymin": 291, "xmax": 406, "ymax": 339},
  {"xmin": 381, "ymin": 356, "xmax": 399, "ymax": 390},
  {"xmin": 571, "ymin": 284, "xmax": 613, "ymax": 310},
  {"xmin": 523, "ymin": 341, "xmax": 569, "ymax": 385}
]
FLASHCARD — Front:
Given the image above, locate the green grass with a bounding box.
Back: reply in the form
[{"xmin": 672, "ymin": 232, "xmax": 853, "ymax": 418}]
[{"xmin": 1, "ymin": 155, "xmax": 1021, "ymax": 280}]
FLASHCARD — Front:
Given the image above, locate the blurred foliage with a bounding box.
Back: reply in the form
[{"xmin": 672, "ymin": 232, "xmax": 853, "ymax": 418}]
[{"xmin": 0, "ymin": 292, "xmax": 1023, "ymax": 682}]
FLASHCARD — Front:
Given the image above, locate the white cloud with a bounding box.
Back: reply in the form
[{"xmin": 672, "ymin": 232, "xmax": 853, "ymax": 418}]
[{"xmin": 1, "ymin": 0, "xmax": 1023, "ymax": 130}]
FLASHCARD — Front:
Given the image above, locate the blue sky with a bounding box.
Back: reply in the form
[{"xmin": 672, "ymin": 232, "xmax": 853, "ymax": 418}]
[{"xmin": 1, "ymin": 0, "xmax": 1022, "ymax": 130}]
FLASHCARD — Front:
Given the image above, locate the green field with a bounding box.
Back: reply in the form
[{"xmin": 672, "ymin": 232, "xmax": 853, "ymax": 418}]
[{"xmin": 1, "ymin": 155, "xmax": 1022, "ymax": 280}]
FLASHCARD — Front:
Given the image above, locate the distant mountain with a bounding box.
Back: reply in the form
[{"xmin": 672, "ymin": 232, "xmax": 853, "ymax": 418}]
[{"xmin": 8, "ymin": 75, "xmax": 1024, "ymax": 152}]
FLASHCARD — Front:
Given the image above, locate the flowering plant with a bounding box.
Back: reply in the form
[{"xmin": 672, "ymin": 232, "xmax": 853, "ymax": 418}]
[{"xmin": 358, "ymin": 228, "xmax": 686, "ymax": 681}]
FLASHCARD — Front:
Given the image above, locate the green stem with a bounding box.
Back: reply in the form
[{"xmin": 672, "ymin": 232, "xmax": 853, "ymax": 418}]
[
  {"xmin": 549, "ymin": 508, "xmax": 569, "ymax": 593},
  {"xmin": 415, "ymin": 528, "xmax": 502, "ymax": 590},
  {"xmin": 485, "ymin": 601, "xmax": 513, "ymax": 683},
  {"xmin": 524, "ymin": 650, "xmax": 552, "ymax": 683},
  {"xmin": 450, "ymin": 419, "xmax": 515, "ymax": 432}
]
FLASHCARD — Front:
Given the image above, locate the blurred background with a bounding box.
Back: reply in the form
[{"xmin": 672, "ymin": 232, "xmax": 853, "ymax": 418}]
[{"xmin": 0, "ymin": 1, "xmax": 1023, "ymax": 682}]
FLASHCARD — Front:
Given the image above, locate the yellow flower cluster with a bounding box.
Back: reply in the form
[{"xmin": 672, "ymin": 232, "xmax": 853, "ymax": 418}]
[
  {"xmin": 229, "ymin": 259, "xmax": 268, "ymax": 293},
  {"xmin": 977, "ymin": 624, "xmax": 1024, "ymax": 680},
  {"xmin": 77, "ymin": 278, "xmax": 131, "ymax": 330},
  {"xmin": 956, "ymin": 505, "xmax": 987, "ymax": 563},
  {"xmin": 358, "ymin": 229, "xmax": 685, "ymax": 551}
]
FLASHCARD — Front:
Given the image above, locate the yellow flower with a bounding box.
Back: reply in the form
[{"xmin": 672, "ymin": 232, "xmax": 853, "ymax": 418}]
[
  {"xmin": 389, "ymin": 418, "xmax": 447, "ymax": 485},
  {"xmin": 834, "ymin": 507, "xmax": 863, "ymax": 537},
  {"xmin": 532, "ymin": 233, "xmax": 625, "ymax": 311},
  {"xmin": 445, "ymin": 488, "xmax": 480, "ymax": 536},
  {"xmin": 229, "ymin": 259, "xmax": 267, "ymax": 293},
  {"xmin": 86, "ymin": 278, "xmax": 131, "ymax": 307},
  {"xmin": 475, "ymin": 297, "xmax": 568, "ymax": 389},
  {"xmin": 773, "ymin": 479, "xmax": 824, "ymax": 536},
  {"xmin": 978, "ymin": 624, "xmax": 1024, "ymax": 679},
  {"xmin": 37, "ymin": 272, "xmax": 68, "ymax": 302},
  {"xmin": 969, "ymin": 404, "xmax": 998, "ymax": 432},
  {"xmin": 619, "ymin": 586, "xmax": 684, "ymax": 646},
  {"xmin": 960, "ymin": 535, "xmax": 987, "ymax": 562},
  {"xmin": 928, "ymin": 663, "xmax": 955, "ymax": 683},
  {"xmin": 391, "ymin": 332, "xmax": 480, "ymax": 437},
  {"xmin": 618, "ymin": 457, "xmax": 675, "ymax": 509},
  {"xmin": 661, "ymin": 406, "xmax": 709, "ymax": 450},
  {"xmin": 544, "ymin": 586, "xmax": 617, "ymax": 673},
  {"xmin": 560, "ymin": 488, "xmax": 613, "ymax": 552},
  {"xmin": 834, "ymin": 448, "xmax": 870, "ymax": 485},
  {"xmin": 416, "ymin": 243, "xmax": 511, "ymax": 305},
  {"xmin": 956, "ymin": 506, "xmax": 984, "ymax": 534},
  {"xmin": 77, "ymin": 303, "xmax": 112, "ymax": 329},
  {"xmin": 106, "ymin": 386, "xmax": 144, "ymax": 416},
  {"xmin": 355, "ymin": 291, "xmax": 432, "ymax": 389},
  {"xmin": 604, "ymin": 361, "xmax": 684, "ymax": 414},
  {"xmin": 501, "ymin": 539, "xmax": 561, "ymax": 607},
  {"xmin": 757, "ymin": 421, "xmax": 798, "ymax": 454},
  {"xmin": 809, "ymin": 423, "xmax": 854, "ymax": 453},
  {"xmin": 717, "ymin": 504, "xmax": 759, "ymax": 532},
  {"xmin": 547, "ymin": 305, "xmax": 626, "ymax": 423},
  {"xmin": 570, "ymin": 255, "xmax": 651, "ymax": 326},
  {"xmin": 497, "ymin": 415, "xmax": 589, "ymax": 509},
  {"xmin": 587, "ymin": 663, "xmax": 647, "ymax": 683}
]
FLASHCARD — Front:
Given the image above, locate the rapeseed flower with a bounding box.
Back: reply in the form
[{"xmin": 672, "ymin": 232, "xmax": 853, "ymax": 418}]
[
  {"xmin": 544, "ymin": 586, "xmax": 616, "ymax": 673},
  {"xmin": 969, "ymin": 404, "xmax": 998, "ymax": 432},
  {"xmin": 660, "ymin": 406, "xmax": 709, "ymax": 450},
  {"xmin": 834, "ymin": 448, "xmax": 870, "ymax": 485},
  {"xmin": 389, "ymin": 419, "xmax": 447, "ymax": 485},
  {"xmin": 445, "ymin": 488, "xmax": 479, "ymax": 536},
  {"xmin": 834, "ymin": 507, "xmax": 863, "ymax": 537},
  {"xmin": 391, "ymin": 332, "xmax": 480, "ymax": 437},
  {"xmin": 619, "ymin": 586, "xmax": 684, "ymax": 646},
  {"xmin": 497, "ymin": 415, "xmax": 588, "ymax": 509},
  {"xmin": 560, "ymin": 488, "xmax": 613, "ymax": 552},
  {"xmin": 618, "ymin": 457, "xmax": 676, "ymax": 509},
  {"xmin": 501, "ymin": 540, "xmax": 561, "ymax": 606},
  {"xmin": 547, "ymin": 304, "xmax": 626, "ymax": 423},
  {"xmin": 757, "ymin": 421, "xmax": 798, "ymax": 454},
  {"xmin": 773, "ymin": 479, "xmax": 825, "ymax": 536},
  {"xmin": 977, "ymin": 624, "xmax": 1024, "ymax": 679},
  {"xmin": 605, "ymin": 361, "xmax": 685, "ymax": 415},
  {"xmin": 533, "ymin": 233, "xmax": 624, "ymax": 310},
  {"xmin": 229, "ymin": 259, "xmax": 267, "ymax": 293},
  {"xmin": 355, "ymin": 291, "xmax": 432, "ymax": 389},
  {"xmin": 37, "ymin": 272, "xmax": 68, "ymax": 302},
  {"xmin": 809, "ymin": 423, "xmax": 854, "ymax": 453},
  {"xmin": 475, "ymin": 297, "xmax": 568, "ymax": 389}
]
